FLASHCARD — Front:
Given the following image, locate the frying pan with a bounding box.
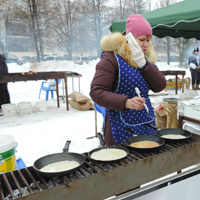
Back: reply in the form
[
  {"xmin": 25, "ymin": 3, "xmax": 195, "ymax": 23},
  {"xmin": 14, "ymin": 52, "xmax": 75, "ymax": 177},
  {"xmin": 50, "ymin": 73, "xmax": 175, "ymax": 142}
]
[
  {"xmin": 145, "ymin": 123, "xmax": 192, "ymax": 143},
  {"xmin": 33, "ymin": 140, "xmax": 85, "ymax": 178},
  {"xmin": 88, "ymin": 132, "xmax": 129, "ymax": 163},
  {"xmin": 125, "ymin": 128, "xmax": 165, "ymax": 152}
]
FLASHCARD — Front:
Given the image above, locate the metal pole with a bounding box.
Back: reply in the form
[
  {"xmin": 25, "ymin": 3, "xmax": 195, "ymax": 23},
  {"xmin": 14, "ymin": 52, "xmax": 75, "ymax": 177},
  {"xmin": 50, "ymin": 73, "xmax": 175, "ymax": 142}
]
[
  {"xmin": 95, "ymin": 108, "xmax": 97, "ymax": 136},
  {"xmin": 64, "ymin": 74, "xmax": 69, "ymax": 110},
  {"xmin": 56, "ymin": 79, "xmax": 60, "ymax": 108},
  {"xmin": 78, "ymin": 76, "xmax": 81, "ymax": 93},
  {"xmin": 182, "ymin": 75, "xmax": 184, "ymax": 93},
  {"xmin": 72, "ymin": 77, "xmax": 74, "ymax": 93},
  {"xmin": 62, "ymin": 78, "xmax": 65, "ymax": 103},
  {"xmin": 0, "ymin": 183, "xmax": 4, "ymax": 200}
]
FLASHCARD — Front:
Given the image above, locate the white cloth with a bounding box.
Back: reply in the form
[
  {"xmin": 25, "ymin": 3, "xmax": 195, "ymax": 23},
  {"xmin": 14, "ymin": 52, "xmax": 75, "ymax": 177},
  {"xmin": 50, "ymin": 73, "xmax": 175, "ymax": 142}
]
[
  {"xmin": 180, "ymin": 96, "xmax": 200, "ymax": 105},
  {"xmin": 183, "ymin": 122, "xmax": 200, "ymax": 131},
  {"xmin": 125, "ymin": 33, "xmax": 146, "ymax": 68}
]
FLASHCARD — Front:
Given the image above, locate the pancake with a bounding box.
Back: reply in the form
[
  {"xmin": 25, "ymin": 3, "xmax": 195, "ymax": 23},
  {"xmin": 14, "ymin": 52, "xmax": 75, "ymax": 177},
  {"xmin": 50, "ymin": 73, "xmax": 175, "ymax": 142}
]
[
  {"xmin": 91, "ymin": 148, "xmax": 127, "ymax": 161},
  {"xmin": 40, "ymin": 160, "xmax": 79, "ymax": 172},
  {"xmin": 161, "ymin": 134, "xmax": 186, "ymax": 139},
  {"xmin": 130, "ymin": 141, "xmax": 159, "ymax": 148}
]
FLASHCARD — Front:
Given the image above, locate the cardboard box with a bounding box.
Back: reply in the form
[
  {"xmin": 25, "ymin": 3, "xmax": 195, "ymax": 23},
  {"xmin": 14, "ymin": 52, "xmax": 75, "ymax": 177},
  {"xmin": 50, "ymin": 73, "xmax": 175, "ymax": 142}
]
[{"xmin": 155, "ymin": 109, "xmax": 166, "ymax": 117}]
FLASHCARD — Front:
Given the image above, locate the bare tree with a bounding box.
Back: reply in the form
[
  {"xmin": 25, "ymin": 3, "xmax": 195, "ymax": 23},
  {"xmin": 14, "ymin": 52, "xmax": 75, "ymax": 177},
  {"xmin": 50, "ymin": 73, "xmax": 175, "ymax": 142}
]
[
  {"xmin": 0, "ymin": 0, "xmax": 12, "ymax": 58},
  {"xmin": 80, "ymin": 0, "xmax": 109, "ymax": 57},
  {"xmin": 152, "ymin": 0, "xmax": 181, "ymax": 64},
  {"xmin": 114, "ymin": 0, "xmax": 148, "ymax": 21},
  {"xmin": 11, "ymin": 0, "xmax": 51, "ymax": 61},
  {"xmin": 48, "ymin": 0, "xmax": 81, "ymax": 60}
]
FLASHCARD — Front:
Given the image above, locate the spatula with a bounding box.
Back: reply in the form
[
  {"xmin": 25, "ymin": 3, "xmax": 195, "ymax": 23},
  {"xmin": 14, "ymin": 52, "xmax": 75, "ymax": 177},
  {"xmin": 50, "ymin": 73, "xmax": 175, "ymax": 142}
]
[
  {"xmin": 135, "ymin": 87, "xmax": 162, "ymax": 122},
  {"xmin": 135, "ymin": 87, "xmax": 149, "ymax": 114}
]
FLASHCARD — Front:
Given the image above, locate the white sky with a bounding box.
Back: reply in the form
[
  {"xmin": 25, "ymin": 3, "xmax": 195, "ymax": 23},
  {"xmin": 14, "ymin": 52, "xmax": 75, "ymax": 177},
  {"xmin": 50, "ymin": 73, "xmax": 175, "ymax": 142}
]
[
  {"xmin": 0, "ymin": 59, "xmax": 196, "ymax": 168},
  {"xmin": 151, "ymin": 0, "xmax": 184, "ymax": 10},
  {"xmin": 106, "ymin": 0, "xmax": 184, "ymax": 12}
]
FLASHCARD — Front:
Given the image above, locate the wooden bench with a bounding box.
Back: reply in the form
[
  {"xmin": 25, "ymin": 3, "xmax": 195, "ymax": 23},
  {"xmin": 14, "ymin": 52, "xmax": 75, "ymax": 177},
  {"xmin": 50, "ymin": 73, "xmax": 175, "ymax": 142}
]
[
  {"xmin": 161, "ymin": 71, "xmax": 185, "ymax": 94},
  {"xmin": 164, "ymin": 80, "xmax": 187, "ymax": 91}
]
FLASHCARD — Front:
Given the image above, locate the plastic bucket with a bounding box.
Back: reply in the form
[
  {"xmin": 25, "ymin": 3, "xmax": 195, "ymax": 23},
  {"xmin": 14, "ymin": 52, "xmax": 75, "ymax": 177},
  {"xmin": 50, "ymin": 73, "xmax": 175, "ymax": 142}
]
[
  {"xmin": 0, "ymin": 135, "xmax": 17, "ymax": 173},
  {"xmin": 47, "ymin": 80, "xmax": 56, "ymax": 90},
  {"xmin": 18, "ymin": 102, "xmax": 32, "ymax": 115},
  {"xmin": 1, "ymin": 103, "xmax": 17, "ymax": 117},
  {"xmin": 35, "ymin": 101, "xmax": 47, "ymax": 112}
]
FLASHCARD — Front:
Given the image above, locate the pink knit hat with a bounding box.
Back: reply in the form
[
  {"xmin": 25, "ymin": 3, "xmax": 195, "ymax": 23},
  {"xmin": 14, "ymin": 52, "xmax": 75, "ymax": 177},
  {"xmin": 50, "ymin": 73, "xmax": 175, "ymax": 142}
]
[{"xmin": 126, "ymin": 14, "xmax": 152, "ymax": 37}]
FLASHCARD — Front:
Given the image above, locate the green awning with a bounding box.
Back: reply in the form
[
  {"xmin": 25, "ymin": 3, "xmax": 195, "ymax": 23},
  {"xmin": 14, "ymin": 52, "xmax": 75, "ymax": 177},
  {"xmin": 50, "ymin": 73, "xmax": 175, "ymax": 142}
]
[{"xmin": 110, "ymin": 0, "xmax": 200, "ymax": 39}]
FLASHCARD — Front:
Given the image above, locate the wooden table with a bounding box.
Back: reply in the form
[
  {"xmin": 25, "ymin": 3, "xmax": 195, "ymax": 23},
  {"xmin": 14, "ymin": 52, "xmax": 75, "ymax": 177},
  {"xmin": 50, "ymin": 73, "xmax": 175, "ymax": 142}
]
[
  {"xmin": 161, "ymin": 70, "xmax": 186, "ymax": 94},
  {"xmin": 195, "ymin": 67, "xmax": 200, "ymax": 90},
  {"xmin": 0, "ymin": 71, "xmax": 82, "ymax": 111}
]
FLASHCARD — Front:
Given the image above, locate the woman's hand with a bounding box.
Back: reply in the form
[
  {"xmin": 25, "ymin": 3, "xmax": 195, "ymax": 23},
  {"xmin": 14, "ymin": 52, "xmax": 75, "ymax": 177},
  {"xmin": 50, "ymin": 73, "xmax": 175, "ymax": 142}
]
[
  {"xmin": 126, "ymin": 97, "xmax": 146, "ymax": 110},
  {"xmin": 126, "ymin": 33, "xmax": 146, "ymax": 68}
]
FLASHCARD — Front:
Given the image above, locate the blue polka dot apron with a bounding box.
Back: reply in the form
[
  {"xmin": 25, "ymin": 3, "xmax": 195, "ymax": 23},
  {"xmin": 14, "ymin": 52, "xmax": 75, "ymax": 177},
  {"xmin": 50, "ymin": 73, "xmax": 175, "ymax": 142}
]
[{"xmin": 108, "ymin": 53, "xmax": 156, "ymax": 144}]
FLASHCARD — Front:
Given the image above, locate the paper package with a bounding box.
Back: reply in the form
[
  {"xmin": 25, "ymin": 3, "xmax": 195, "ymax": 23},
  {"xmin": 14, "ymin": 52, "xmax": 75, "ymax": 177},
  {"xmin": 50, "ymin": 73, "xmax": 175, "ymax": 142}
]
[{"xmin": 153, "ymin": 102, "xmax": 179, "ymax": 129}]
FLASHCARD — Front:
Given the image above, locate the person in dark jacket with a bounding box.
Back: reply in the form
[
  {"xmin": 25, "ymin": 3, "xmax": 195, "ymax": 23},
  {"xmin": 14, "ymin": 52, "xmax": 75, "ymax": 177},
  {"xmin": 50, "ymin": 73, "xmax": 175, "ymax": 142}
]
[
  {"xmin": 188, "ymin": 47, "xmax": 200, "ymax": 90},
  {"xmin": 0, "ymin": 54, "xmax": 10, "ymax": 110},
  {"xmin": 90, "ymin": 14, "xmax": 166, "ymax": 146}
]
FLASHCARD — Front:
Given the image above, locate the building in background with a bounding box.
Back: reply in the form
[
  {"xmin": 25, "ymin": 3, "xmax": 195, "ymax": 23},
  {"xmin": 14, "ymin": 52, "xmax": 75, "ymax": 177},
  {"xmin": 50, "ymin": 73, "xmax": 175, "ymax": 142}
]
[{"xmin": 0, "ymin": 0, "xmax": 33, "ymax": 54}]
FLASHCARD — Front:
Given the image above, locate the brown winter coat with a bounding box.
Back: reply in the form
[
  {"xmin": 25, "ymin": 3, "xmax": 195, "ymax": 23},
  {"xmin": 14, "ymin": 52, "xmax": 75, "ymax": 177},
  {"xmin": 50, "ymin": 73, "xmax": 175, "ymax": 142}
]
[{"xmin": 90, "ymin": 32, "xmax": 166, "ymax": 145}]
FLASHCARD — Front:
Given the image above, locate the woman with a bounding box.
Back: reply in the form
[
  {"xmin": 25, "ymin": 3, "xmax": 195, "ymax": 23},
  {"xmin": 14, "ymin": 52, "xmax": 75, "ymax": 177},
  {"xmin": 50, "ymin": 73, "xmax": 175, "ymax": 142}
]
[
  {"xmin": 188, "ymin": 47, "xmax": 200, "ymax": 90},
  {"xmin": 90, "ymin": 14, "xmax": 166, "ymax": 145}
]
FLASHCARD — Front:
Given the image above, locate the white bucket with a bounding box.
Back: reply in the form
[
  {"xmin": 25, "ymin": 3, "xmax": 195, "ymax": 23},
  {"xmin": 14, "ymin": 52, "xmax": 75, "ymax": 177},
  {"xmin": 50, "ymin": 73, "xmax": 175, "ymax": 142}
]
[
  {"xmin": 1, "ymin": 103, "xmax": 17, "ymax": 117},
  {"xmin": 35, "ymin": 101, "xmax": 47, "ymax": 112},
  {"xmin": 0, "ymin": 135, "xmax": 17, "ymax": 173},
  {"xmin": 18, "ymin": 102, "xmax": 32, "ymax": 115},
  {"xmin": 47, "ymin": 80, "xmax": 56, "ymax": 90}
]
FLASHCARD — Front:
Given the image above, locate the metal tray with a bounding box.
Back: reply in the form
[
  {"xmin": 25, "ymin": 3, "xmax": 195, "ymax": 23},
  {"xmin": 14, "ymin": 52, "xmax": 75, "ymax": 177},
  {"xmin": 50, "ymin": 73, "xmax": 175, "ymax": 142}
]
[{"xmin": 163, "ymin": 98, "xmax": 181, "ymax": 104}]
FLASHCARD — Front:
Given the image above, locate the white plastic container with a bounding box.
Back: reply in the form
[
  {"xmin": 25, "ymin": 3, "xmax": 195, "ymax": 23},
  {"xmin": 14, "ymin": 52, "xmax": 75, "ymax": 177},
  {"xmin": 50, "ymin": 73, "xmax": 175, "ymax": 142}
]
[
  {"xmin": 178, "ymin": 100, "xmax": 200, "ymax": 120},
  {"xmin": 18, "ymin": 102, "xmax": 32, "ymax": 115},
  {"xmin": 35, "ymin": 101, "xmax": 47, "ymax": 112},
  {"xmin": 0, "ymin": 135, "xmax": 17, "ymax": 173},
  {"xmin": 184, "ymin": 105, "xmax": 200, "ymax": 120},
  {"xmin": 1, "ymin": 103, "xmax": 17, "ymax": 117}
]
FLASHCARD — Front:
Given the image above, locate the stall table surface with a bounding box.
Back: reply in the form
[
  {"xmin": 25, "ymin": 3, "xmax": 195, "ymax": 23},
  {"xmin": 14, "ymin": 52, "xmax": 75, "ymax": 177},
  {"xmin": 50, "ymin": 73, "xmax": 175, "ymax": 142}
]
[{"xmin": 0, "ymin": 71, "xmax": 82, "ymax": 110}]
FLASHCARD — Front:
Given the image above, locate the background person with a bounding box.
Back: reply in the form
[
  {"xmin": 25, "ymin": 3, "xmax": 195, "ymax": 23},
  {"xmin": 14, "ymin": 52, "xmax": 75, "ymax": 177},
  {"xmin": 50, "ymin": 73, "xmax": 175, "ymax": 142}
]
[
  {"xmin": 90, "ymin": 14, "xmax": 166, "ymax": 146},
  {"xmin": 0, "ymin": 54, "xmax": 10, "ymax": 113},
  {"xmin": 188, "ymin": 47, "xmax": 200, "ymax": 90}
]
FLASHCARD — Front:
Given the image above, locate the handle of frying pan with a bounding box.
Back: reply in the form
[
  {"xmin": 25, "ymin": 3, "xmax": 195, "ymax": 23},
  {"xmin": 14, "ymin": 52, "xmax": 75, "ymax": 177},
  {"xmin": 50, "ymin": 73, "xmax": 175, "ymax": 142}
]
[
  {"xmin": 63, "ymin": 140, "xmax": 71, "ymax": 153},
  {"xmin": 126, "ymin": 128, "xmax": 138, "ymax": 136},
  {"xmin": 144, "ymin": 123, "xmax": 160, "ymax": 131},
  {"xmin": 97, "ymin": 132, "xmax": 106, "ymax": 146}
]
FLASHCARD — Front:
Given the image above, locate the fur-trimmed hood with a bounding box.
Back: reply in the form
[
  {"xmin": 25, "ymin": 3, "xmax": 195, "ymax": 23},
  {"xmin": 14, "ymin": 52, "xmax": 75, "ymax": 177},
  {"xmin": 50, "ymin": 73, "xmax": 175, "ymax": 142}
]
[{"xmin": 100, "ymin": 32, "xmax": 157, "ymax": 68}]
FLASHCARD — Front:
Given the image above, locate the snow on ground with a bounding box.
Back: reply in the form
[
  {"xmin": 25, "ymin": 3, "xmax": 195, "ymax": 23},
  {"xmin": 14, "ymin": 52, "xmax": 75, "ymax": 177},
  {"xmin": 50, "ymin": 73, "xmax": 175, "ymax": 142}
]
[{"xmin": 0, "ymin": 60, "xmax": 196, "ymax": 167}]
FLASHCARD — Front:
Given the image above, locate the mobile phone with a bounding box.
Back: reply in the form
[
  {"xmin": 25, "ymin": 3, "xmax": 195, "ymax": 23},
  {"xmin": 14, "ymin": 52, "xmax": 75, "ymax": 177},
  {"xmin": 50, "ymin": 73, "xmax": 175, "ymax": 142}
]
[{"xmin": 125, "ymin": 32, "xmax": 136, "ymax": 44}]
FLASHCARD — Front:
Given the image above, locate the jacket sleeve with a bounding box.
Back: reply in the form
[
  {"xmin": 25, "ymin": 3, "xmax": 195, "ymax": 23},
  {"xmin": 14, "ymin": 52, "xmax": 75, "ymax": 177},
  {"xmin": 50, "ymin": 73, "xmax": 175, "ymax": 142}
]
[
  {"xmin": 90, "ymin": 52, "xmax": 128, "ymax": 112},
  {"xmin": 140, "ymin": 61, "xmax": 166, "ymax": 92}
]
